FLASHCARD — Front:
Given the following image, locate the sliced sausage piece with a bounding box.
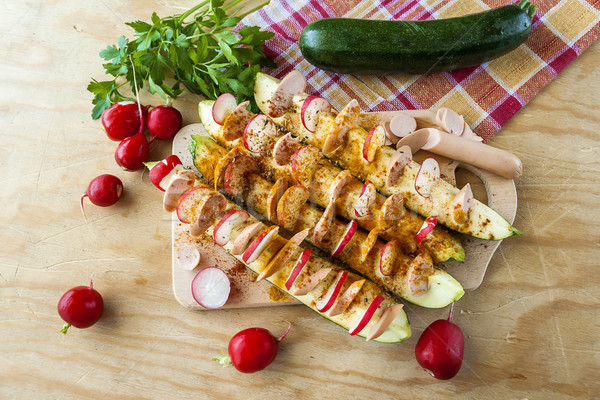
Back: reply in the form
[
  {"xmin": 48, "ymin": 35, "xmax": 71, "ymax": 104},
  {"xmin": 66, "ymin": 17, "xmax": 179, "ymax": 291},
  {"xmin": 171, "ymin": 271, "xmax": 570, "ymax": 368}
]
[
  {"xmin": 276, "ymin": 185, "xmax": 310, "ymax": 230},
  {"xmin": 322, "ymin": 99, "xmax": 360, "ymax": 154},
  {"xmin": 213, "ymin": 147, "xmax": 244, "ymax": 190},
  {"xmin": 290, "ymin": 267, "xmax": 332, "ymax": 296},
  {"xmin": 231, "ymin": 221, "xmax": 263, "ymax": 255},
  {"xmin": 379, "ymin": 239, "xmax": 402, "ymax": 276},
  {"xmin": 329, "ymin": 170, "xmax": 352, "ymax": 204},
  {"xmin": 291, "ymin": 145, "xmax": 324, "ymax": 187},
  {"xmin": 386, "ymin": 114, "xmax": 417, "ymax": 140},
  {"xmin": 359, "ymin": 227, "xmax": 381, "ymax": 263},
  {"xmin": 378, "ymin": 193, "xmax": 406, "ymax": 230},
  {"xmin": 189, "ymin": 192, "xmax": 227, "ymax": 237},
  {"xmin": 163, "ymin": 170, "xmax": 196, "ymax": 212},
  {"xmin": 395, "ymin": 128, "xmax": 431, "ymax": 154},
  {"xmin": 366, "ymin": 304, "xmax": 404, "ymax": 342},
  {"xmin": 386, "ymin": 145, "xmax": 412, "ymax": 187},
  {"xmin": 223, "ymin": 155, "xmax": 259, "ymax": 198},
  {"xmin": 328, "ymin": 279, "xmax": 365, "ymax": 316},
  {"xmin": 312, "ymin": 201, "xmax": 335, "ymax": 245},
  {"xmin": 460, "ymin": 120, "xmax": 483, "ymax": 142},
  {"xmin": 272, "ymin": 132, "xmax": 301, "ymax": 166},
  {"xmin": 268, "ymin": 70, "xmax": 306, "ymax": 118},
  {"xmin": 406, "ymin": 252, "xmax": 434, "ymax": 297},
  {"xmin": 222, "ymin": 101, "xmax": 254, "ymax": 141},
  {"xmin": 267, "ymin": 176, "xmax": 290, "ymax": 223},
  {"xmin": 257, "ymin": 228, "xmax": 310, "ymax": 281},
  {"xmin": 414, "ymin": 158, "xmax": 440, "ymax": 198},
  {"xmin": 452, "ymin": 183, "xmax": 474, "ymax": 225},
  {"xmin": 436, "ymin": 108, "xmax": 464, "ymax": 136},
  {"xmin": 176, "ymin": 244, "xmax": 201, "ymax": 271}
]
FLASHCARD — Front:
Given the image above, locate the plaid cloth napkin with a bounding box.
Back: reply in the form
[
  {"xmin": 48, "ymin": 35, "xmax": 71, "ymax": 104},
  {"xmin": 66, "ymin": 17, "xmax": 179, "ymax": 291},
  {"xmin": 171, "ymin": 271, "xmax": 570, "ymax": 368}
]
[{"xmin": 240, "ymin": 0, "xmax": 600, "ymax": 141}]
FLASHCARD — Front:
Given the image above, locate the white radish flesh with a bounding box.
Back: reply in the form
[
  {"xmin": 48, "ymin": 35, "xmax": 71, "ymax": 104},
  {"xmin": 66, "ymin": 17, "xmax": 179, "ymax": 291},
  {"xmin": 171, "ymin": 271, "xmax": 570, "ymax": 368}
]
[
  {"xmin": 213, "ymin": 210, "xmax": 250, "ymax": 246},
  {"xmin": 272, "ymin": 133, "xmax": 301, "ymax": 166},
  {"xmin": 354, "ymin": 181, "xmax": 376, "ymax": 218},
  {"xmin": 301, "ymin": 95, "xmax": 331, "ymax": 133},
  {"xmin": 243, "ymin": 114, "xmax": 277, "ymax": 154},
  {"xmin": 328, "ymin": 279, "xmax": 365, "ymax": 317},
  {"xmin": 285, "ymin": 248, "xmax": 312, "ymax": 290},
  {"xmin": 257, "ymin": 228, "xmax": 309, "ymax": 281},
  {"xmin": 212, "ymin": 93, "xmax": 237, "ymax": 125},
  {"xmin": 362, "ymin": 124, "xmax": 386, "ymax": 163},
  {"xmin": 348, "ymin": 295, "xmax": 384, "ymax": 336},
  {"xmin": 331, "ymin": 220, "xmax": 357, "ymax": 257},
  {"xmin": 191, "ymin": 267, "xmax": 231, "ymax": 309},
  {"xmin": 407, "ymin": 253, "xmax": 434, "ymax": 297},
  {"xmin": 451, "ymin": 183, "xmax": 474, "ymax": 225},
  {"xmin": 176, "ymin": 244, "xmax": 201, "ymax": 271},
  {"xmin": 213, "ymin": 147, "xmax": 243, "ymax": 190},
  {"xmin": 414, "ymin": 158, "xmax": 440, "ymax": 198},
  {"xmin": 242, "ymin": 226, "xmax": 279, "ymax": 264},
  {"xmin": 231, "ymin": 222, "xmax": 262, "ymax": 255},
  {"xmin": 316, "ymin": 270, "xmax": 348, "ymax": 313}
]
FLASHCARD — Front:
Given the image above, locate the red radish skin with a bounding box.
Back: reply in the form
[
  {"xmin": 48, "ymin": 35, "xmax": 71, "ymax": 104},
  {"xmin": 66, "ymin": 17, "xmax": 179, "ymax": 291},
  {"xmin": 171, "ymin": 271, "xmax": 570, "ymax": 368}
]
[
  {"xmin": 414, "ymin": 158, "xmax": 440, "ymax": 198},
  {"xmin": 148, "ymin": 155, "xmax": 183, "ymax": 191},
  {"xmin": 81, "ymin": 174, "xmax": 123, "ymax": 211},
  {"xmin": 57, "ymin": 279, "xmax": 104, "ymax": 334},
  {"xmin": 242, "ymin": 226, "xmax": 279, "ymax": 264},
  {"xmin": 285, "ymin": 249, "xmax": 312, "ymax": 290},
  {"xmin": 362, "ymin": 125, "xmax": 385, "ymax": 162},
  {"xmin": 101, "ymin": 101, "xmax": 148, "ymax": 141},
  {"xmin": 213, "ymin": 210, "xmax": 250, "ymax": 246},
  {"xmin": 214, "ymin": 324, "xmax": 291, "ymax": 373},
  {"xmin": 331, "ymin": 220, "xmax": 357, "ymax": 257},
  {"xmin": 115, "ymin": 132, "xmax": 150, "ymax": 171},
  {"xmin": 301, "ymin": 95, "xmax": 331, "ymax": 133},
  {"xmin": 191, "ymin": 267, "xmax": 231, "ymax": 309},
  {"xmin": 348, "ymin": 295, "xmax": 384, "ymax": 336},
  {"xmin": 415, "ymin": 303, "xmax": 464, "ymax": 380},
  {"xmin": 147, "ymin": 105, "xmax": 183, "ymax": 141},
  {"xmin": 243, "ymin": 114, "xmax": 277, "ymax": 154},
  {"xmin": 212, "ymin": 93, "xmax": 238, "ymax": 125},
  {"xmin": 316, "ymin": 270, "xmax": 348, "ymax": 313},
  {"xmin": 416, "ymin": 216, "xmax": 438, "ymax": 244}
]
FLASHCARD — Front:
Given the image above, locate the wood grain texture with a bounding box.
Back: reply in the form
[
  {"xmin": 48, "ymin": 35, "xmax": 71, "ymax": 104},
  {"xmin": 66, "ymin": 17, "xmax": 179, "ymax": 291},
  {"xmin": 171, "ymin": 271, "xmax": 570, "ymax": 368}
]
[{"xmin": 0, "ymin": 1, "xmax": 598, "ymax": 399}]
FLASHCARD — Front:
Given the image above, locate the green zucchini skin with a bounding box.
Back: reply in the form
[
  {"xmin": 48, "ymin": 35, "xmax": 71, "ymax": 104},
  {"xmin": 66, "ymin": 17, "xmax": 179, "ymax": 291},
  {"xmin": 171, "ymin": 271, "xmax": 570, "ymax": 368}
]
[{"xmin": 299, "ymin": 1, "xmax": 535, "ymax": 74}]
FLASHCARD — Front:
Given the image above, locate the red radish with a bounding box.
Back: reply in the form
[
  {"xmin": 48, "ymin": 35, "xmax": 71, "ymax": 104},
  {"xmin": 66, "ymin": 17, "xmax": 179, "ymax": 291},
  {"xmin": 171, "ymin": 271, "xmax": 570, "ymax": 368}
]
[
  {"xmin": 301, "ymin": 95, "xmax": 331, "ymax": 132},
  {"xmin": 328, "ymin": 279, "xmax": 365, "ymax": 316},
  {"xmin": 147, "ymin": 105, "xmax": 183, "ymax": 140},
  {"xmin": 258, "ymin": 229, "xmax": 309, "ymax": 281},
  {"xmin": 331, "ymin": 220, "xmax": 357, "ymax": 257},
  {"xmin": 243, "ymin": 114, "xmax": 277, "ymax": 153},
  {"xmin": 415, "ymin": 303, "xmax": 464, "ymax": 380},
  {"xmin": 231, "ymin": 222, "xmax": 262, "ymax": 255},
  {"xmin": 290, "ymin": 267, "xmax": 332, "ymax": 296},
  {"xmin": 362, "ymin": 125, "xmax": 385, "ymax": 162},
  {"xmin": 213, "ymin": 147, "xmax": 243, "ymax": 190},
  {"xmin": 316, "ymin": 270, "xmax": 348, "ymax": 313},
  {"xmin": 175, "ymin": 186, "xmax": 213, "ymax": 223},
  {"xmin": 189, "ymin": 193, "xmax": 227, "ymax": 238},
  {"xmin": 148, "ymin": 155, "xmax": 184, "ymax": 191},
  {"xmin": 366, "ymin": 304, "xmax": 405, "ymax": 341},
  {"xmin": 407, "ymin": 252, "xmax": 434, "ymax": 296},
  {"xmin": 386, "ymin": 145, "xmax": 412, "ymax": 187},
  {"xmin": 329, "ymin": 170, "xmax": 352, "ymax": 203},
  {"xmin": 451, "ymin": 183, "xmax": 474, "ymax": 225},
  {"xmin": 272, "ymin": 133, "xmax": 300, "ymax": 166},
  {"xmin": 213, "ymin": 210, "xmax": 250, "ymax": 246},
  {"xmin": 414, "ymin": 158, "xmax": 440, "ymax": 198},
  {"xmin": 285, "ymin": 249, "xmax": 312, "ymax": 290},
  {"xmin": 101, "ymin": 101, "xmax": 148, "ymax": 141},
  {"xmin": 416, "ymin": 216, "xmax": 438, "ymax": 245},
  {"xmin": 176, "ymin": 244, "xmax": 201, "ymax": 271},
  {"xmin": 115, "ymin": 132, "xmax": 149, "ymax": 171},
  {"xmin": 348, "ymin": 295, "xmax": 384, "ymax": 336},
  {"xmin": 290, "ymin": 145, "xmax": 323, "ymax": 187},
  {"xmin": 242, "ymin": 226, "xmax": 279, "ymax": 264},
  {"xmin": 222, "ymin": 101, "xmax": 254, "ymax": 141},
  {"xmin": 80, "ymin": 175, "xmax": 123, "ymax": 213},
  {"xmin": 379, "ymin": 240, "xmax": 401, "ymax": 276},
  {"xmin": 191, "ymin": 267, "xmax": 231, "ymax": 309},
  {"xmin": 223, "ymin": 155, "xmax": 258, "ymax": 198},
  {"xmin": 212, "ymin": 93, "xmax": 237, "ymax": 125},
  {"xmin": 58, "ymin": 279, "xmax": 104, "ymax": 334},
  {"xmin": 268, "ymin": 70, "xmax": 306, "ymax": 118},
  {"xmin": 163, "ymin": 170, "xmax": 196, "ymax": 212},
  {"xmin": 214, "ymin": 324, "xmax": 292, "ymax": 373},
  {"xmin": 354, "ymin": 181, "xmax": 376, "ymax": 218}
]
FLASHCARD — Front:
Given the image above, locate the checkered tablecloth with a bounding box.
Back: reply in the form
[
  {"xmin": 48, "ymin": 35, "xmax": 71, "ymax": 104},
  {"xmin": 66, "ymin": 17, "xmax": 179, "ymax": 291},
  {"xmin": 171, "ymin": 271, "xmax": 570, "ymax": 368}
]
[{"xmin": 240, "ymin": 0, "xmax": 600, "ymax": 141}]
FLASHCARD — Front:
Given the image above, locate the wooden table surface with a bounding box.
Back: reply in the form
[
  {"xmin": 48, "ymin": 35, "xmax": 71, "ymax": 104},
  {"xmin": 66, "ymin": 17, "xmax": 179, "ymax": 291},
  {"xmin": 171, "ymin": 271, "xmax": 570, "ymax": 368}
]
[{"xmin": 1, "ymin": 1, "xmax": 599, "ymax": 399}]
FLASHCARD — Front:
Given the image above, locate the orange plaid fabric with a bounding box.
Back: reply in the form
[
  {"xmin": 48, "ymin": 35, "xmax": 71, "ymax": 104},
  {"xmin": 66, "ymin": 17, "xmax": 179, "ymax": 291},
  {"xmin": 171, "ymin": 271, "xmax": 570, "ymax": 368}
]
[{"xmin": 240, "ymin": 0, "xmax": 600, "ymax": 141}]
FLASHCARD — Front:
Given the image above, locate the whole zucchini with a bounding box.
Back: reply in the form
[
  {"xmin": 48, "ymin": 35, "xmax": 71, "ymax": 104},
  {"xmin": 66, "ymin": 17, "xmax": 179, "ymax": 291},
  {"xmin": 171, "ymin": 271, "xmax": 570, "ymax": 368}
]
[{"xmin": 299, "ymin": 0, "xmax": 536, "ymax": 74}]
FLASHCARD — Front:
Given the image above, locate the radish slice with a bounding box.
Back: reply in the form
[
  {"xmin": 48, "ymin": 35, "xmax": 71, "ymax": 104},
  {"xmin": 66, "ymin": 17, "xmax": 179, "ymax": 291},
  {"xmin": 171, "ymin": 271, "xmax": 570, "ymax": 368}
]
[
  {"xmin": 231, "ymin": 222, "xmax": 262, "ymax": 255},
  {"xmin": 386, "ymin": 114, "xmax": 417, "ymax": 140},
  {"xmin": 176, "ymin": 244, "xmax": 201, "ymax": 271},
  {"xmin": 213, "ymin": 147, "xmax": 243, "ymax": 190},
  {"xmin": 348, "ymin": 295, "xmax": 385, "ymax": 336},
  {"xmin": 242, "ymin": 226, "xmax": 279, "ymax": 264},
  {"xmin": 267, "ymin": 176, "xmax": 290, "ymax": 223},
  {"xmin": 213, "ymin": 210, "xmax": 250, "ymax": 246},
  {"xmin": 362, "ymin": 125, "xmax": 386, "ymax": 162},
  {"xmin": 416, "ymin": 216, "xmax": 438, "ymax": 245},
  {"xmin": 223, "ymin": 155, "xmax": 258, "ymax": 198},
  {"xmin": 273, "ymin": 133, "xmax": 300, "ymax": 166},
  {"xmin": 290, "ymin": 267, "xmax": 332, "ymax": 296},
  {"xmin": 312, "ymin": 201, "xmax": 335, "ymax": 244},
  {"xmin": 189, "ymin": 193, "xmax": 227, "ymax": 237},
  {"xmin": 243, "ymin": 114, "xmax": 277, "ymax": 154},
  {"xmin": 148, "ymin": 155, "xmax": 184, "ymax": 192},
  {"xmin": 366, "ymin": 304, "xmax": 404, "ymax": 341},
  {"xmin": 285, "ymin": 248, "xmax": 312, "ymax": 290},
  {"xmin": 378, "ymin": 193, "xmax": 405, "ymax": 229},
  {"xmin": 257, "ymin": 228, "xmax": 309, "ymax": 281},
  {"xmin": 176, "ymin": 186, "xmax": 213, "ymax": 223},
  {"xmin": 359, "ymin": 227, "xmax": 381, "ymax": 263},
  {"xmin": 268, "ymin": 70, "xmax": 306, "ymax": 118},
  {"xmin": 414, "ymin": 158, "xmax": 440, "ymax": 198},
  {"xmin": 276, "ymin": 185, "xmax": 310, "ymax": 230},
  {"xmin": 331, "ymin": 220, "xmax": 357, "ymax": 257},
  {"xmin": 222, "ymin": 101, "xmax": 253, "ymax": 141},
  {"xmin": 379, "ymin": 240, "xmax": 401, "ymax": 276},
  {"xmin": 354, "ymin": 181, "xmax": 376, "ymax": 218},
  {"xmin": 212, "ymin": 93, "xmax": 237, "ymax": 125},
  {"xmin": 407, "ymin": 253, "xmax": 434, "ymax": 297},
  {"xmin": 301, "ymin": 95, "xmax": 331, "ymax": 133},
  {"xmin": 329, "ymin": 170, "xmax": 352, "ymax": 203},
  {"xmin": 316, "ymin": 270, "xmax": 348, "ymax": 313},
  {"xmin": 191, "ymin": 267, "xmax": 231, "ymax": 309},
  {"xmin": 328, "ymin": 279, "xmax": 365, "ymax": 316},
  {"xmin": 322, "ymin": 99, "xmax": 360, "ymax": 154},
  {"xmin": 436, "ymin": 108, "xmax": 464, "ymax": 136},
  {"xmin": 291, "ymin": 145, "xmax": 323, "ymax": 187},
  {"xmin": 386, "ymin": 145, "xmax": 412, "ymax": 187},
  {"xmin": 163, "ymin": 170, "xmax": 196, "ymax": 212},
  {"xmin": 451, "ymin": 183, "xmax": 474, "ymax": 225}
]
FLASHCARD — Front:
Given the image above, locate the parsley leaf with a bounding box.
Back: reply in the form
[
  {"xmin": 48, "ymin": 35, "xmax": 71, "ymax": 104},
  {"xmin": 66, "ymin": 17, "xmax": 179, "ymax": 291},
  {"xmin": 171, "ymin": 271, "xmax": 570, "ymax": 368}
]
[{"xmin": 88, "ymin": 0, "xmax": 274, "ymax": 119}]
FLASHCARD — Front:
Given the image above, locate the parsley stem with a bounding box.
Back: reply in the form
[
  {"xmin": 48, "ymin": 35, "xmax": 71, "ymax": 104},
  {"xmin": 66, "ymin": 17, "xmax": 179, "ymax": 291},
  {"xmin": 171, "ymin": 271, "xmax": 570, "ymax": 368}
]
[
  {"xmin": 223, "ymin": 0, "xmax": 245, "ymax": 12},
  {"xmin": 178, "ymin": 0, "xmax": 211, "ymax": 25}
]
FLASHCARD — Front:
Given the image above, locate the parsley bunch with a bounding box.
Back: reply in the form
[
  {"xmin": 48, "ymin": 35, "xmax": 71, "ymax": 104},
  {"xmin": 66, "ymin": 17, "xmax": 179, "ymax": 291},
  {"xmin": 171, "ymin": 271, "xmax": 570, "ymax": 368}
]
[{"xmin": 87, "ymin": 0, "xmax": 275, "ymax": 119}]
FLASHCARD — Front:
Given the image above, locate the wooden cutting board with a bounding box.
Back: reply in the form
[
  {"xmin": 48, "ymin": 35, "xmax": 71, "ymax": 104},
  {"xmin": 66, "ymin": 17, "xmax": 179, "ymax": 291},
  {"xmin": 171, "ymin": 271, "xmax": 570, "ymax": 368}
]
[{"xmin": 170, "ymin": 123, "xmax": 518, "ymax": 310}]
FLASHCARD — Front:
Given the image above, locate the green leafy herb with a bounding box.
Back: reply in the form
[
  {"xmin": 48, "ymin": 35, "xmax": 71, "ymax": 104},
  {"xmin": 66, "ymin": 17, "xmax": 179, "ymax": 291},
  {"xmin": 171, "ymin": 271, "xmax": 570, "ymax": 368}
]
[{"xmin": 87, "ymin": 0, "xmax": 275, "ymax": 119}]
